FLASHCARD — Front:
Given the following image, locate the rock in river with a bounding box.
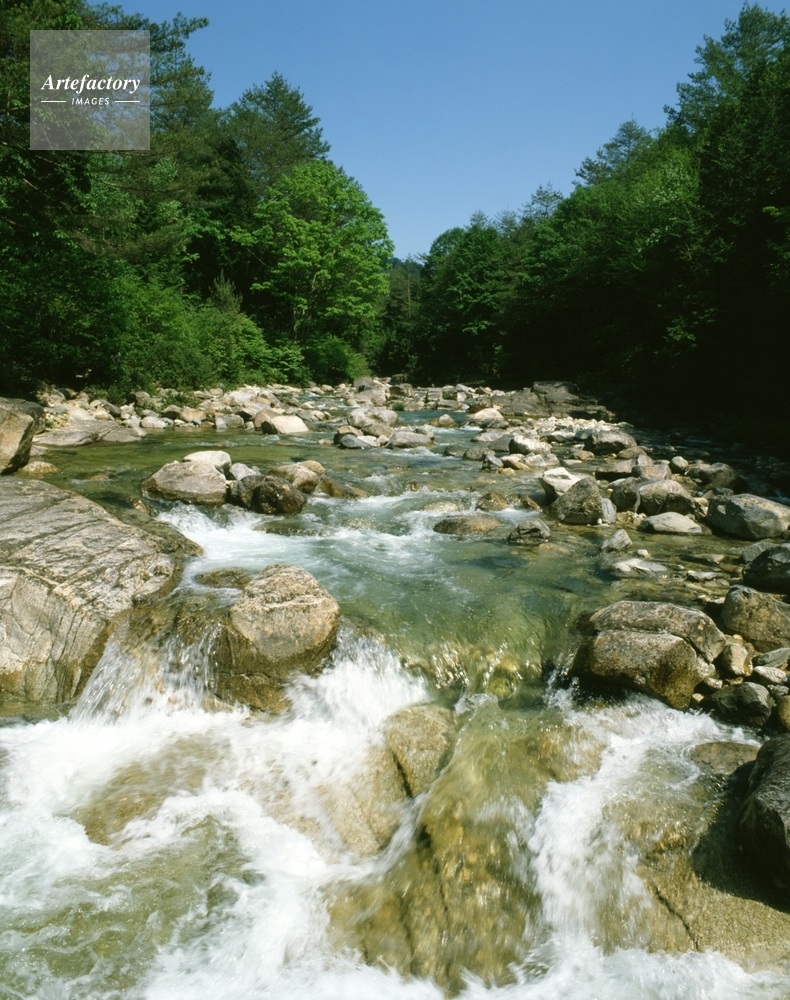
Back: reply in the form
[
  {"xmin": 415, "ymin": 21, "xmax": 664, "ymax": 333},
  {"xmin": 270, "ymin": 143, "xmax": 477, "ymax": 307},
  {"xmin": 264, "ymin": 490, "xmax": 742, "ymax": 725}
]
[
  {"xmin": 433, "ymin": 513, "xmax": 501, "ymax": 536},
  {"xmin": 572, "ymin": 600, "xmax": 725, "ymax": 709},
  {"xmin": 0, "ymin": 478, "xmax": 193, "ymax": 703},
  {"xmin": 743, "ymin": 544, "xmax": 790, "ymax": 595},
  {"xmin": 142, "ymin": 459, "xmax": 228, "ymax": 506},
  {"xmin": 214, "ymin": 564, "xmax": 340, "ymax": 711},
  {"xmin": 738, "ymin": 734, "xmax": 790, "ymax": 883},
  {"xmin": 721, "ymin": 586, "xmax": 790, "ymax": 653},
  {"xmin": 707, "ymin": 494, "xmax": 790, "ymax": 540},
  {"xmin": 0, "ymin": 398, "xmax": 45, "ymax": 473},
  {"xmin": 547, "ymin": 476, "xmax": 615, "ymax": 525}
]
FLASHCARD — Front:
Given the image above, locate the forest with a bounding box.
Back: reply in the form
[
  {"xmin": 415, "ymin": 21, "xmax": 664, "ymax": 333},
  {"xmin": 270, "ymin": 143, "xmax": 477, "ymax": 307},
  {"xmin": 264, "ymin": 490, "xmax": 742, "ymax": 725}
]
[{"xmin": 2, "ymin": 1, "xmax": 789, "ymax": 444}]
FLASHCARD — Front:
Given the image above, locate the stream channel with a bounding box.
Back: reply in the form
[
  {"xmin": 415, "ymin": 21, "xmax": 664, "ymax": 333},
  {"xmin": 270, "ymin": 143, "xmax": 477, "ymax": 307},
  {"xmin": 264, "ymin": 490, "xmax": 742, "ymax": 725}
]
[{"xmin": 1, "ymin": 399, "xmax": 789, "ymax": 999}]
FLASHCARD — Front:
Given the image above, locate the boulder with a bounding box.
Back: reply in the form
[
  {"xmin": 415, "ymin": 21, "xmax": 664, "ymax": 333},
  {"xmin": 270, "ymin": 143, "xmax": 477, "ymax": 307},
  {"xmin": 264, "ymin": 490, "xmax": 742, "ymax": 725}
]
[
  {"xmin": 721, "ymin": 586, "xmax": 790, "ymax": 652},
  {"xmin": 467, "ymin": 407, "xmax": 502, "ymax": 423},
  {"xmin": 717, "ymin": 639, "xmax": 753, "ymax": 678},
  {"xmin": 539, "ymin": 467, "xmax": 589, "ymax": 501},
  {"xmin": 755, "ymin": 648, "xmax": 790, "ymax": 670},
  {"xmin": 547, "ymin": 477, "xmax": 614, "ymax": 525},
  {"xmin": 707, "ymin": 494, "xmax": 790, "ymax": 540},
  {"xmin": 259, "ymin": 414, "xmax": 310, "ymax": 435},
  {"xmin": 572, "ymin": 629, "xmax": 709, "ymax": 710},
  {"xmin": 339, "ymin": 434, "xmax": 375, "ymax": 450},
  {"xmin": 687, "ymin": 462, "xmax": 742, "ymax": 490},
  {"xmin": 267, "ymin": 463, "xmax": 320, "ymax": 493},
  {"xmin": 348, "ymin": 406, "xmax": 399, "ymax": 431},
  {"xmin": 743, "ymin": 544, "xmax": 790, "ymax": 594},
  {"xmin": 738, "ymin": 734, "xmax": 790, "ymax": 883},
  {"xmin": 228, "ymin": 462, "xmax": 260, "ymax": 481},
  {"xmin": 0, "ymin": 478, "xmax": 190, "ymax": 703},
  {"xmin": 250, "ymin": 476, "xmax": 308, "ymax": 515},
  {"xmin": 433, "ymin": 514, "xmax": 501, "ymax": 536},
  {"xmin": 639, "ymin": 512, "xmax": 703, "ymax": 535},
  {"xmin": 183, "ymin": 450, "xmax": 232, "ymax": 474},
  {"xmin": 711, "ymin": 681, "xmax": 773, "ymax": 728},
  {"xmin": 142, "ymin": 461, "xmax": 227, "ymax": 506},
  {"xmin": 742, "ymin": 539, "xmax": 777, "ymax": 564},
  {"xmin": 582, "ymin": 601, "xmax": 726, "ymax": 662},
  {"xmin": 509, "ymin": 435, "xmax": 551, "ymax": 456},
  {"xmin": 600, "ymin": 528, "xmax": 632, "ymax": 553},
  {"xmin": 387, "ymin": 430, "xmax": 433, "ymax": 449},
  {"xmin": 507, "ymin": 518, "xmax": 551, "ymax": 545},
  {"xmin": 594, "ymin": 460, "xmax": 634, "ymax": 481},
  {"xmin": 582, "ymin": 427, "xmax": 637, "ymax": 455},
  {"xmin": 637, "ymin": 479, "xmax": 692, "ymax": 517},
  {"xmin": 16, "ymin": 460, "xmax": 59, "ymax": 476},
  {"xmin": 384, "ymin": 705, "xmax": 455, "ymax": 796},
  {"xmin": 227, "ymin": 474, "xmax": 266, "ymax": 509},
  {"xmin": 610, "ymin": 477, "xmax": 642, "ymax": 512},
  {"xmin": 214, "ymin": 564, "xmax": 339, "ymax": 711}
]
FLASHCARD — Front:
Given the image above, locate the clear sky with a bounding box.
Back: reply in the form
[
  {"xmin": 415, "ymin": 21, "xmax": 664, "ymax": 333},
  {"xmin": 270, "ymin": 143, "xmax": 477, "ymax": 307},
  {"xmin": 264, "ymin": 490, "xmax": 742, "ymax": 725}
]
[{"xmin": 129, "ymin": 0, "xmax": 787, "ymax": 258}]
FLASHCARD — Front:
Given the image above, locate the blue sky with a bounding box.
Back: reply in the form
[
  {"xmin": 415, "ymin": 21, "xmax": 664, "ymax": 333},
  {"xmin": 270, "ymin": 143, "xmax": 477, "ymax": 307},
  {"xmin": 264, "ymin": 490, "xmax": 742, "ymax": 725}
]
[{"xmin": 131, "ymin": 0, "xmax": 787, "ymax": 258}]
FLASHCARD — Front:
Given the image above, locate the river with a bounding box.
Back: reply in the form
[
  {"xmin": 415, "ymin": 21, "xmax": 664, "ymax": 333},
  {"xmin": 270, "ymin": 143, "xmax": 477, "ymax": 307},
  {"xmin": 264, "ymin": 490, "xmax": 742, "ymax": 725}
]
[{"xmin": 1, "ymin": 400, "xmax": 788, "ymax": 998}]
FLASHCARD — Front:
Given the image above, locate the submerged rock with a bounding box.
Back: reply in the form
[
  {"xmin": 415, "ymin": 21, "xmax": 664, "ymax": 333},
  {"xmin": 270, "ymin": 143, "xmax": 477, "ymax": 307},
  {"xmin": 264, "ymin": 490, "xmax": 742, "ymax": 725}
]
[
  {"xmin": 507, "ymin": 518, "xmax": 551, "ymax": 545},
  {"xmin": 0, "ymin": 478, "xmax": 190, "ymax": 703},
  {"xmin": 214, "ymin": 564, "xmax": 339, "ymax": 711},
  {"xmin": 433, "ymin": 513, "xmax": 501, "ymax": 536},
  {"xmin": 384, "ymin": 704, "xmax": 455, "ymax": 797}
]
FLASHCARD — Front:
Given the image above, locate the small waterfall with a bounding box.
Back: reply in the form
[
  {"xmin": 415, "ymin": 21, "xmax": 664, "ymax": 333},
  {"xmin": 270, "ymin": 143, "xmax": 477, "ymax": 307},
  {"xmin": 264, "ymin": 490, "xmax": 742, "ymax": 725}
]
[{"xmin": 72, "ymin": 600, "xmax": 223, "ymax": 724}]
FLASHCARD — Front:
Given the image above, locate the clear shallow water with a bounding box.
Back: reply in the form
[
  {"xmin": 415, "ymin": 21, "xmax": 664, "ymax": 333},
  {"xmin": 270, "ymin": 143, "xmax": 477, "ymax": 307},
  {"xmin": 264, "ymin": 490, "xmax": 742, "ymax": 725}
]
[{"xmin": 3, "ymin": 412, "xmax": 788, "ymax": 997}]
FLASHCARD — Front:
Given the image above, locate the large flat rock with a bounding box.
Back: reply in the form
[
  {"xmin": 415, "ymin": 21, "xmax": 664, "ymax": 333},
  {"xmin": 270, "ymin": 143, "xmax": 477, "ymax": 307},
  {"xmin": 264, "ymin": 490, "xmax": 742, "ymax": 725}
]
[{"xmin": 0, "ymin": 479, "xmax": 191, "ymax": 702}]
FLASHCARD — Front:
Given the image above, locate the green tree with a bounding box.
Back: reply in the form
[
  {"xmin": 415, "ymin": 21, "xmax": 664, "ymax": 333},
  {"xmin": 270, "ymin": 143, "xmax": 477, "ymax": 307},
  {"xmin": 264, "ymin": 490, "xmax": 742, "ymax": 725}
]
[
  {"xmin": 226, "ymin": 73, "xmax": 330, "ymax": 195},
  {"xmin": 232, "ymin": 160, "xmax": 392, "ymax": 351}
]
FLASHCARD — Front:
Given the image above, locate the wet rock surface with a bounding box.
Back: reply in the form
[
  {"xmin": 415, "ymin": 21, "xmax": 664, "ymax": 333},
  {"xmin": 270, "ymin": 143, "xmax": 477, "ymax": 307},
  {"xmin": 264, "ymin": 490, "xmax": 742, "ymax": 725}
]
[
  {"xmin": 0, "ymin": 478, "xmax": 190, "ymax": 703},
  {"xmin": 214, "ymin": 564, "xmax": 340, "ymax": 711}
]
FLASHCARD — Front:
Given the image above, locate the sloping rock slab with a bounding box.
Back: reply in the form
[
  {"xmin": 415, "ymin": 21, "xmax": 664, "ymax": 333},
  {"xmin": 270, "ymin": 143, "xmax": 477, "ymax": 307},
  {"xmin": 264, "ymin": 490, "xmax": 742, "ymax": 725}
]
[
  {"xmin": 214, "ymin": 564, "xmax": 339, "ymax": 711},
  {"xmin": 0, "ymin": 479, "xmax": 187, "ymax": 702}
]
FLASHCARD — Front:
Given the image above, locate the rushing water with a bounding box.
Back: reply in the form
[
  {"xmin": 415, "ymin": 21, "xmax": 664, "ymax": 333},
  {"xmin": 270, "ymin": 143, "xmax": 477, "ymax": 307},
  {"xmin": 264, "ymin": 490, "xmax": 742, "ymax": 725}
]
[{"xmin": 1, "ymin": 405, "xmax": 789, "ymax": 997}]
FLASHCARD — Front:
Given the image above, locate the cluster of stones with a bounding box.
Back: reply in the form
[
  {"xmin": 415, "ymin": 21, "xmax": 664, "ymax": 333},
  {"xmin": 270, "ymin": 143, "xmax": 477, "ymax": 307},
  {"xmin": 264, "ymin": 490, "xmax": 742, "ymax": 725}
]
[{"xmin": 141, "ymin": 450, "xmax": 366, "ymax": 512}]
